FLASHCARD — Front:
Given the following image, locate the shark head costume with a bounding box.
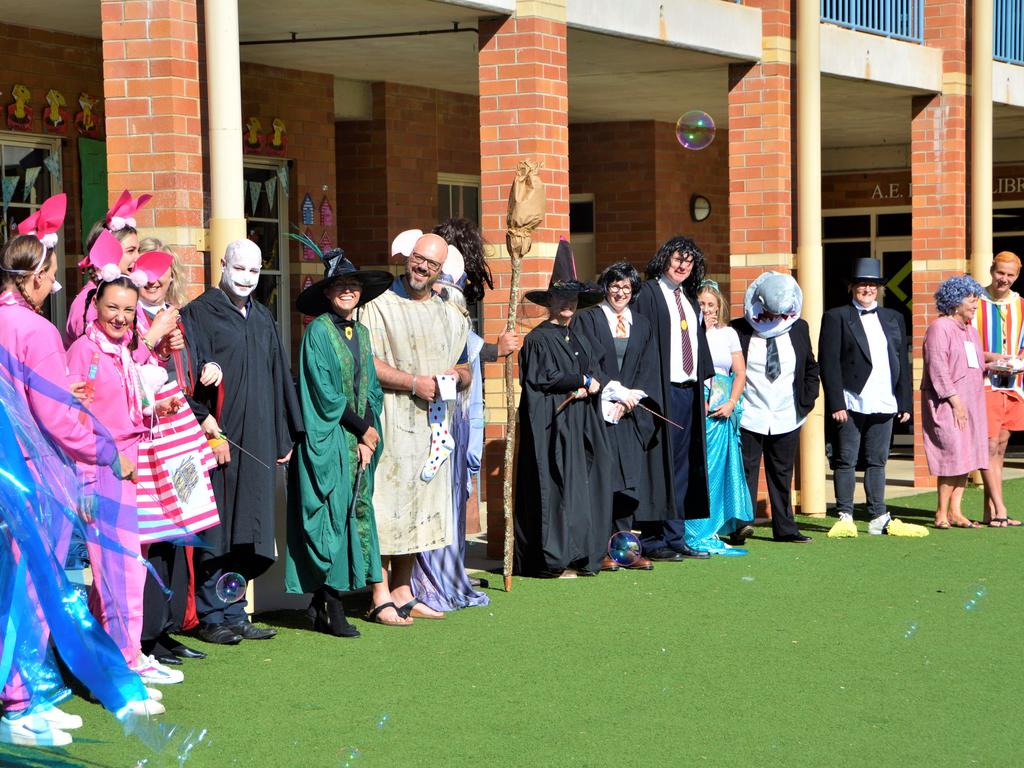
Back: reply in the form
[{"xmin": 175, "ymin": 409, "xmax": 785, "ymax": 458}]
[{"xmin": 744, "ymin": 271, "xmax": 803, "ymax": 338}]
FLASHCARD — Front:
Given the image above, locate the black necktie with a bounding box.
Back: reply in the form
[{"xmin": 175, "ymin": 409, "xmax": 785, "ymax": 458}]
[
  {"xmin": 859, "ymin": 307, "xmax": 878, "ymax": 316},
  {"xmin": 765, "ymin": 337, "xmax": 780, "ymax": 382}
]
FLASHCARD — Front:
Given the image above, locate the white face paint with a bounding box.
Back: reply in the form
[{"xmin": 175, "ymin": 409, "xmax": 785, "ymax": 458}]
[{"xmin": 220, "ymin": 240, "xmax": 262, "ymax": 301}]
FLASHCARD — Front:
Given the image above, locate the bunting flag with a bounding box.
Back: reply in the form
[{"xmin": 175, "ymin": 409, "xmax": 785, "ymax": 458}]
[
  {"xmin": 276, "ymin": 165, "xmax": 289, "ymax": 198},
  {"xmin": 319, "ymin": 196, "xmax": 334, "ymax": 227},
  {"xmin": 264, "ymin": 177, "xmax": 277, "ymax": 212},
  {"xmin": 244, "ymin": 180, "xmax": 249, "ymax": 213},
  {"xmin": 318, "ymin": 231, "xmax": 332, "ymax": 254},
  {"xmin": 300, "ymin": 228, "xmax": 317, "ymax": 261},
  {"xmin": 22, "ymin": 167, "xmax": 41, "ymax": 202},
  {"xmin": 301, "ymin": 193, "xmax": 315, "ymax": 225},
  {"xmin": 248, "ymin": 180, "xmax": 261, "ymax": 215},
  {"xmin": 2, "ymin": 176, "xmax": 17, "ymax": 206},
  {"xmin": 43, "ymin": 153, "xmax": 62, "ymax": 188}
]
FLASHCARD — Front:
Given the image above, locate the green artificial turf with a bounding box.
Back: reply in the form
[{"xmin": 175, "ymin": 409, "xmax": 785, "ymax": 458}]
[{"xmin": 1, "ymin": 481, "xmax": 1022, "ymax": 768}]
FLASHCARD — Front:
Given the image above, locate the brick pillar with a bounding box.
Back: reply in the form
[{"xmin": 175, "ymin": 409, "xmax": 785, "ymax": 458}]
[
  {"xmin": 727, "ymin": 0, "xmax": 794, "ymax": 317},
  {"xmin": 478, "ymin": 3, "xmax": 569, "ymax": 555},
  {"xmin": 101, "ymin": 0, "xmax": 206, "ymax": 293},
  {"xmin": 910, "ymin": 0, "xmax": 969, "ymax": 488},
  {"xmin": 727, "ymin": 0, "xmax": 794, "ymax": 514}
]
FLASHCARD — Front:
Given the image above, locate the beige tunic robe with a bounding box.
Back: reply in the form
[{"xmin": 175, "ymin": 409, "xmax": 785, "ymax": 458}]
[{"xmin": 360, "ymin": 287, "xmax": 469, "ymax": 555}]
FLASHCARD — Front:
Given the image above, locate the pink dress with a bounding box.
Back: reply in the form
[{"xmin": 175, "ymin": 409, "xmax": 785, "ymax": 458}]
[{"xmin": 921, "ymin": 316, "xmax": 989, "ymax": 475}]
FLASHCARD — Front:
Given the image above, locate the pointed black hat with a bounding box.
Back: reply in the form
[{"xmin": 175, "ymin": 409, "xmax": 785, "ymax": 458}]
[{"xmin": 524, "ymin": 238, "xmax": 604, "ymax": 308}]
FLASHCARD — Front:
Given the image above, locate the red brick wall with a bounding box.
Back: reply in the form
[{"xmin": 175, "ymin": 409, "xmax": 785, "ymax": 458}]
[
  {"xmin": 0, "ymin": 23, "xmax": 104, "ymax": 272},
  {"xmin": 335, "ymin": 114, "xmax": 388, "ymax": 267}
]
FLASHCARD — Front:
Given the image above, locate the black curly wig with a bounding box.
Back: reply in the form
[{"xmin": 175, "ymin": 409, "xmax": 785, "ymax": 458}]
[{"xmin": 644, "ymin": 235, "xmax": 706, "ymax": 295}]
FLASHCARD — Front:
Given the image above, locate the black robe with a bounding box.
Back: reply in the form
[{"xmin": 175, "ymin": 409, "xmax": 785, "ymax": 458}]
[
  {"xmin": 631, "ymin": 279, "xmax": 713, "ymax": 520},
  {"xmin": 513, "ymin": 321, "xmax": 612, "ymax": 575},
  {"xmin": 181, "ymin": 288, "xmax": 303, "ymax": 567},
  {"xmin": 572, "ymin": 306, "xmax": 661, "ymax": 517}
]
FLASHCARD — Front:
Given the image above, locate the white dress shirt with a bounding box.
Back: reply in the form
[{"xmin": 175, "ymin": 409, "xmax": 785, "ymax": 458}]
[
  {"xmin": 741, "ymin": 331, "xmax": 805, "ymax": 435},
  {"xmin": 598, "ymin": 301, "xmax": 632, "ymax": 338},
  {"xmin": 657, "ymin": 276, "xmax": 698, "ymax": 384},
  {"xmin": 844, "ymin": 301, "xmax": 897, "ymax": 415}
]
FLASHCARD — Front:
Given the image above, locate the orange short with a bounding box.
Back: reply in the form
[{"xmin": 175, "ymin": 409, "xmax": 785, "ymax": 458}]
[{"xmin": 985, "ymin": 388, "xmax": 1024, "ymax": 438}]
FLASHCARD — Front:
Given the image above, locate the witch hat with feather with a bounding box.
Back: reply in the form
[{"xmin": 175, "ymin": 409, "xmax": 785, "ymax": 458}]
[{"xmin": 290, "ymin": 228, "xmax": 392, "ymax": 316}]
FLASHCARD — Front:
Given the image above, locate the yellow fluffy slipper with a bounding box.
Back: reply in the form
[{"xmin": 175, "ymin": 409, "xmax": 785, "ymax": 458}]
[
  {"xmin": 827, "ymin": 517, "xmax": 859, "ymax": 538},
  {"xmin": 885, "ymin": 518, "xmax": 929, "ymax": 537}
]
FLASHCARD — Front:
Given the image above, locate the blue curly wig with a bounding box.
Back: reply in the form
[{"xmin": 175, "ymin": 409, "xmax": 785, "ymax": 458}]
[{"xmin": 934, "ymin": 275, "xmax": 984, "ymax": 316}]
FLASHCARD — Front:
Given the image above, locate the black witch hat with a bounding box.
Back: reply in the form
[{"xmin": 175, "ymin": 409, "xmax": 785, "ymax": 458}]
[
  {"xmin": 524, "ymin": 238, "xmax": 604, "ymax": 308},
  {"xmin": 292, "ymin": 231, "xmax": 393, "ymax": 316}
]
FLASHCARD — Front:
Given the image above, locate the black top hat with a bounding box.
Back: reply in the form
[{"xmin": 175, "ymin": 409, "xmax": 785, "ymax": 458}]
[
  {"xmin": 524, "ymin": 239, "xmax": 604, "ymax": 309},
  {"xmin": 849, "ymin": 257, "xmax": 884, "ymax": 285},
  {"xmin": 295, "ymin": 248, "xmax": 394, "ymax": 317}
]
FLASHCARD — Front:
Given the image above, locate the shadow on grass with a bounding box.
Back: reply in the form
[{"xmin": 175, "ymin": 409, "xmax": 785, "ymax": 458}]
[{"xmin": 0, "ymin": 744, "xmax": 109, "ymax": 768}]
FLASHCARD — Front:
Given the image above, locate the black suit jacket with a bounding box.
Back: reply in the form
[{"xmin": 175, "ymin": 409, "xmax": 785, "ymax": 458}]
[
  {"xmin": 731, "ymin": 317, "xmax": 820, "ymax": 421},
  {"xmin": 818, "ymin": 304, "xmax": 911, "ymax": 414}
]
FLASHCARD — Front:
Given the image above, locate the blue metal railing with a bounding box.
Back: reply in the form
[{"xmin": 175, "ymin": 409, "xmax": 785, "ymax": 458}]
[
  {"xmin": 820, "ymin": 0, "xmax": 924, "ymax": 44},
  {"xmin": 995, "ymin": 0, "xmax": 1024, "ymax": 65}
]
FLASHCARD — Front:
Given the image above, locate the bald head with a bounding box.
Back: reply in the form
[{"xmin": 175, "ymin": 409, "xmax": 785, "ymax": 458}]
[{"xmin": 405, "ymin": 232, "xmax": 448, "ymax": 297}]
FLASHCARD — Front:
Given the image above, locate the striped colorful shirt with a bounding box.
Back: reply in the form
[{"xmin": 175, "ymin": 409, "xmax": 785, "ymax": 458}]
[{"xmin": 973, "ymin": 288, "xmax": 1024, "ymax": 394}]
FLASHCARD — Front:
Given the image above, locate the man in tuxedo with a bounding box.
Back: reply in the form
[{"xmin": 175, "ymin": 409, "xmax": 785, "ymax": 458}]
[
  {"xmin": 819, "ymin": 258, "xmax": 924, "ymax": 537},
  {"xmin": 631, "ymin": 236, "xmax": 713, "ymax": 561},
  {"xmin": 730, "ymin": 272, "xmax": 818, "ymax": 543}
]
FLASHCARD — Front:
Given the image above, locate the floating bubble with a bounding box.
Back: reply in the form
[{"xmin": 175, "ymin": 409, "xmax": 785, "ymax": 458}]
[
  {"xmin": 215, "ymin": 572, "xmax": 247, "ymax": 604},
  {"xmin": 903, "ymin": 621, "xmax": 919, "ymax": 639},
  {"xmin": 675, "ymin": 110, "xmax": 716, "ymax": 150},
  {"xmin": 607, "ymin": 531, "xmax": 642, "ymax": 567},
  {"xmin": 964, "ymin": 582, "xmax": 987, "ymax": 612},
  {"xmin": 341, "ymin": 746, "xmax": 361, "ymax": 767},
  {"xmin": 376, "ymin": 713, "xmax": 390, "ymax": 730},
  {"xmin": 741, "ymin": 575, "xmax": 755, "ymax": 582}
]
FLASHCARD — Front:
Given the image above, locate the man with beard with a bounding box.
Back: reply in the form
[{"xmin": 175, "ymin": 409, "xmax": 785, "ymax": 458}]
[
  {"xmin": 182, "ymin": 239, "xmax": 302, "ymax": 644},
  {"xmin": 359, "ymin": 233, "xmax": 469, "ymax": 624}
]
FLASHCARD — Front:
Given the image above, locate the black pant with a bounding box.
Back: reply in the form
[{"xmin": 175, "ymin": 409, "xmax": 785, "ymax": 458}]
[
  {"xmin": 194, "ymin": 547, "xmax": 256, "ymax": 626},
  {"xmin": 638, "ymin": 384, "xmax": 693, "ymax": 551},
  {"xmin": 141, "ymin": 542, "xmax": 190, "ymax": 649},
  {"xmin": 832, "ymin": 412, "xmax": 894, "ymax": 519},
  {"xmin": 740, "ymin": 427, "xmax": 801, "ymax": 540}
]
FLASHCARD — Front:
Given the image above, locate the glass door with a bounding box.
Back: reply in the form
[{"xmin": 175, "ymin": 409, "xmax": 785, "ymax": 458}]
[{"xmin": 243, "ymin": 159, "xmax": 289, "ymax": 353}]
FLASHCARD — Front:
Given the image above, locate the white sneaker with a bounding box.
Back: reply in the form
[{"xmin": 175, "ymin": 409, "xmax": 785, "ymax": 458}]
[
  {"xmin": 34, "ymin": 705, "xmax": 83, "ymax": 731},
  {"xmin": 145, "ymin": 686, "xmax": 163, "ymax": 702},
  {"xmin": 868, "ymin": 513, "xmax": 891, "ymax": 535},
  {"xmin": 0, "ymin": 712, "xmax": 73, "ymax": 747},
  {"xmin": 134, "ymin": 655, "xmax": 184, "ymax": 685},
  {"xmin": 118, "ymin": 698, "xmax": 166, "ymax": 718}
]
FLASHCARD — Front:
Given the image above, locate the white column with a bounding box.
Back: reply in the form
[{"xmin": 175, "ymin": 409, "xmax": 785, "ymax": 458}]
[{"xmin": 971, "ymin": 0, "xmax": 994, "ymax": 284}]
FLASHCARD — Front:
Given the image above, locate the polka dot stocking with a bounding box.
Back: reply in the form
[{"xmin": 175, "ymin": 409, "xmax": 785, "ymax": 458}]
[{"xmin": 421, "ymin": 401, "xmax": 455, "ymax": 482}]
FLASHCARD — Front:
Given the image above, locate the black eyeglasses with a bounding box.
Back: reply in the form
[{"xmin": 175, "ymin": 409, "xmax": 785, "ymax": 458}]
[{"xmin": 409, "ymin": 253, "xmax": 443, "ymax": 273}]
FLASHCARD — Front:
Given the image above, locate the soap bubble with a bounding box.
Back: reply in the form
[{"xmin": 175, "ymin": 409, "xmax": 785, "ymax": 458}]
[
  {"xmin": 675, "ymin": 110, "xmax": 716, "ymax": 150},
  {"xmin": 376, "ymin": 713, "xmax": 390, "ymax": 730},
  {"xmin": 607, "ymin": 531, "xmax": 642, "ymax": 566},
  {"xmin": 903, "ymin": 621, "xmax": 919, "ymax": 639},
  {"xmin": 341, "ymin": 746, "xmax": 361, "ymax": 767},
  {"xmin": 741, "ymin": 575, "xmax": 755, "ymax": 582},
  {"xmin": 215, "ymin": 572, "xmax": 247, "ymax": 604},
  {"xmin": 964, "ymin": 582, "xmax": 987, "ymax": 611}
]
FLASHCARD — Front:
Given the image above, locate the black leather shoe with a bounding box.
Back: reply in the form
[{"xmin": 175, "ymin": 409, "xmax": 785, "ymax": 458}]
[
  {"xmin": 729, "ymin": 524, "xmax": 755, "ymax": 545},
  {"xmin": 153, "ymin": 650, "xmax": 183, "ymax": 666},
  {"xmin": 776, "ymin": 533, "xmax": 813, "ymax": 543},
  {"xmin": 673, "ymin": 544, "xmax": 711, "ymax": 560},
  {"xmin": 646, "ymin": 547, "xmax": 684, "ymax": 562},
  {"xmin": 226, "ymin": 620, "xmax": 277, "ymax": 640},
  {"xmin": 165, "ymin": 640, "xmax": 207, "ymax": 659},
  {"xmin": 195, "ymin": 623, "xmax": 242, "ymax": 645}
]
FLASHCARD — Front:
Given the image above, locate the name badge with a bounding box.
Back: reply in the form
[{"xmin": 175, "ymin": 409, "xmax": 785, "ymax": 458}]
[{"xmin": 964, "ymin": 340, "xmax": 979, "ymax": 369}]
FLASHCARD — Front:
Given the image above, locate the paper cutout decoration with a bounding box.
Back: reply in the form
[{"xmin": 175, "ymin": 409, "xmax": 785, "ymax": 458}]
[
  {"xmin": 248, "ymin": 181, "xmax": 261, "ymax": 215},
  {"xmin": 319, "ymin": 196, "xmax": 334, "ymax": 227},
  {"xmin": 300, "ymin": 228, "xmax": 317, "ymax": 261},
  {"xmin": 74, "ymin": 93, "xmax": 101, "ymax": 138},
  {"xmin": 301, "ymin": 276, "xmax": 315, "ymax": 325},
  {"xmin": 2, "ymin": 177, "xmax": 17, "ymax": 205},
  {"xmin": 318, "ymin": 231, "xmax": 332, "ymax": 254},
  {"xmin": 6, "ymin": 84, "xmax": 33, "ymax": 132},
  {"xmin": 244, "ymin": 117, "xmax": 263, "ymax": 154},
  {"xmin": 22, "ymin": 167, "xmax": 41, "ymax": 202},
  {"xmin": 264, "ymin": 178, "xmax": 277, "ymax": 212},
  {"xmin": 276, "ymin": 165, "xmax": 289, "ymax": 198},
  {"xmin": 268, "ymin": 118, "xmax": 286, "ymax": 156},
  {"xmin": 42, "ymin": 89, "xmax": 69, "ymax": 135},
  {"xmin": 301, "ymin": 194, "xmax": 315, "ymax": 225},
  {"xmin": 43, "ymin": 154, "xmax": 62, "ymax": 189}
]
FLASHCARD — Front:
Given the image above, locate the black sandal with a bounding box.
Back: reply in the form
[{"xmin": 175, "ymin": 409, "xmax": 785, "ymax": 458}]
[
  {"xmin": 396, "ymin": 597, "xmax": 444, "ymax": 620},
  {"xmin": 365, "ymin": 602, "xmax": 410, "ymax": 626}
]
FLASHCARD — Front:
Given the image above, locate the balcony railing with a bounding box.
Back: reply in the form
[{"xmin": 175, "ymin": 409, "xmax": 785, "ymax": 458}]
[
  {"xmin": 820, "ymin": 0, "xmax": 924, "ymax": 44},
  {"xmin": 995, "ymin": 0, "xmax": 1024, "ymax": 65}
]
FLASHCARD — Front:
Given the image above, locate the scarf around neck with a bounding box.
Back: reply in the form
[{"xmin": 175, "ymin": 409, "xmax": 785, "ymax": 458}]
[{"xmin": 85, "ymin": 320, "xmax": 144, "ymax": 425}]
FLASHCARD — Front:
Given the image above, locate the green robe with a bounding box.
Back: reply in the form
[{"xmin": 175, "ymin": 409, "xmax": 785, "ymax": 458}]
[{"xmin": 285, "ymin": 314, "xmax": 384, "ymax": 594}]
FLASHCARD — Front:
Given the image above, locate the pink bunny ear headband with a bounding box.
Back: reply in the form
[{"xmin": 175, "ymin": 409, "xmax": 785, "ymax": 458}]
[
  {"xmin": 105, "ymin": 189, "xmax": 152, "ymax": 233},
  {"xmin": 86, "ymin": 230, "xmax": 172, "ymax": 288},
  {"xmin": 16, "ymin": 194, "xmax": 67, "ymax": 273}
]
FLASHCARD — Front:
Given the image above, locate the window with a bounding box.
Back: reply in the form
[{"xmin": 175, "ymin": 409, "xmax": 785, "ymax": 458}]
[
  {"xmin": 437, "ymin": 174, "xmax": 480, "ymax": 225},
  {"xmin": 244, "ymin": 158, "xmax": 289, "ymax": 347},
  {"xmin": 1, "ymin": 133, "xmax": 63, "ymax": 327}
]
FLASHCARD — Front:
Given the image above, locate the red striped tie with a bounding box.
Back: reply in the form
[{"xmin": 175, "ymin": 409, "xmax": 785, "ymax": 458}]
[{"xmin": 674, "ymin": 286, "xmax": 694, "ymax": 376}]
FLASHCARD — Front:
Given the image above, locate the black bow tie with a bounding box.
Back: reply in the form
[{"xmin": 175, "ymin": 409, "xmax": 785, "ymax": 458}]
[{"xmin": 859, "ymin": 307, "xmax": 878, "ymax": 316}]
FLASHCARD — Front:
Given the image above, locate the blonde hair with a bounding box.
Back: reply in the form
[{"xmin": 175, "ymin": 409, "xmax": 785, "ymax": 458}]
[
  {"xmin": 0, "ymin": 235, "xmax": 54, "ymax": 312},
  {"xmin": 697, "ymin": 282, "xmax": 729, "ymax": 325},
  {"xmin": 138, "ymin": 236, "xmax": 188, "ymax": 307}
]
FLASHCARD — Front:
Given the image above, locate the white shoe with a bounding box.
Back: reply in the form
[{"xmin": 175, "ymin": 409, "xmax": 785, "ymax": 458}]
[
  {"xmin": 118, "ymin": 698, "xmax": 166, "ymax": 718},
  {"xmin": 34, "ymin": 705, "xmax": 83, "ymax": 731},
  {"xmin": 868, "ymin": 513, "xmax": 891, "ymax": 535},
  {"xmin": 0, "ymin": 712, "xmax": 73, "ymax": 747},
  {"xmin": 134, "ymin": 654, "xmax": 184, "ymax": 685},
  {"xmin": 145, "ymin": 686, "xmax": 163, "ymax": 702}
]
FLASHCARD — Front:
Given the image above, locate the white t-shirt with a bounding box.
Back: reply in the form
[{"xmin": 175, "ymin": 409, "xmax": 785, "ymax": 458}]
[{"xmin": 706, "ymin": 325, "xmax": 741, "ymax": 376}]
